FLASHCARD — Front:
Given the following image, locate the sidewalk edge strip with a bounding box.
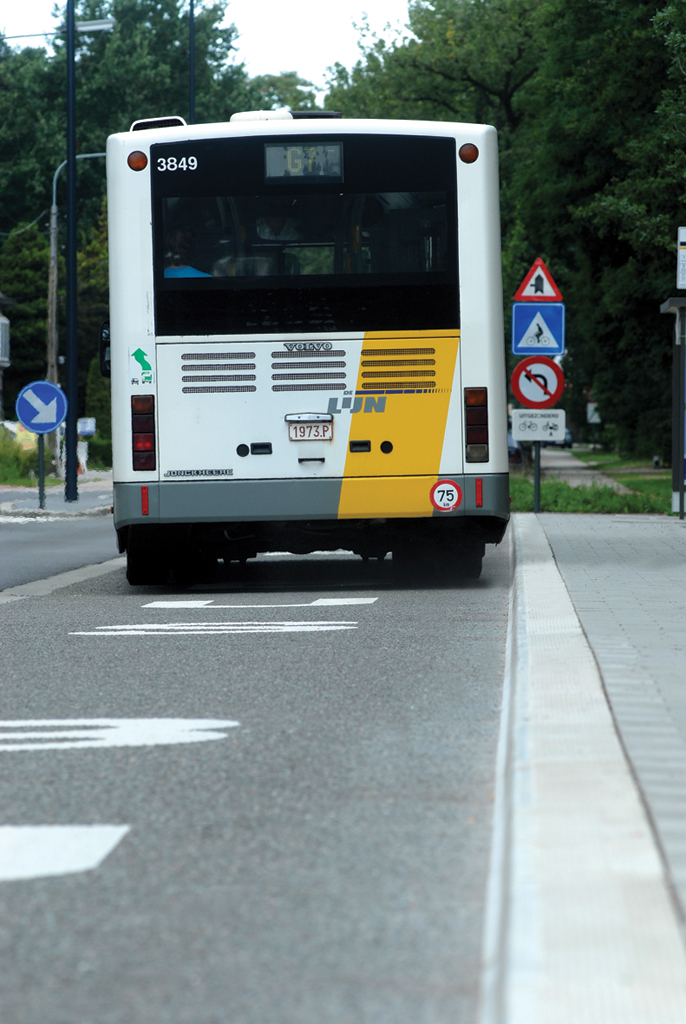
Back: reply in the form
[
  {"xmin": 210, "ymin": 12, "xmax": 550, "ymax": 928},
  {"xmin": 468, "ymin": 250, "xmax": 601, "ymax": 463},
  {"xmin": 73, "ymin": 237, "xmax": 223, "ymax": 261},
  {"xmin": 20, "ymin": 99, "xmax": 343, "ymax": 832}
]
[{"xmin": 0, "ymin": 557, "xmax": 126, "ymax": 602}]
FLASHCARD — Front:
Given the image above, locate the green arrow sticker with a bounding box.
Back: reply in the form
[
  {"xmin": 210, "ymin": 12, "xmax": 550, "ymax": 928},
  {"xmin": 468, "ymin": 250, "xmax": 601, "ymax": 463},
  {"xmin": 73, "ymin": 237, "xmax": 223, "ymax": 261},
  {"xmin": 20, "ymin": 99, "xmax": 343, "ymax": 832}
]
[{"xmin": 132, "ymin": 348, "xmax": 151, "ymax": 371}]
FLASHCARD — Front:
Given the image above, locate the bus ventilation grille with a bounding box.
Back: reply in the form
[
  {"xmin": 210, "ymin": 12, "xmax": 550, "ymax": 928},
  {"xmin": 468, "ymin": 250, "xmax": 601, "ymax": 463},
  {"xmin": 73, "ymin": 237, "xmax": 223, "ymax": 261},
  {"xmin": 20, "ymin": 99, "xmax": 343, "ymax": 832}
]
[
  {"xmin": 273, "ymin": 383, "xmax": 346, "ymax": 392},
  {"xmin": 181, "ymin": 352, "xmax": 257, "ymax": 394},
  {"xmin": 183, "ymin": 386, "xmax": 257, "ymax": 394},
  {"xmin": 360, "ymin": 348, "xmax": 437, "ymax": 390},
  {"xmin": 182, "ymin": 352, "xmax": 256, "ymax": 360},
  {"xmin": 271, "ymin": 350, "xmax": 348, "ymax": 391}
]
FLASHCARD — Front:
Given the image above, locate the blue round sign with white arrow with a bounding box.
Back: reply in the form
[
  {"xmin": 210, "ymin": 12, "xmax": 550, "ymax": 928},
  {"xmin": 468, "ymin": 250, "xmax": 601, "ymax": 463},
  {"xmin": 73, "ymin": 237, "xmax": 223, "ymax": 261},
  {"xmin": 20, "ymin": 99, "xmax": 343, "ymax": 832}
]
[{"xmin": 15, "ymin": 380, "xmax": 68, "ymax": 435}]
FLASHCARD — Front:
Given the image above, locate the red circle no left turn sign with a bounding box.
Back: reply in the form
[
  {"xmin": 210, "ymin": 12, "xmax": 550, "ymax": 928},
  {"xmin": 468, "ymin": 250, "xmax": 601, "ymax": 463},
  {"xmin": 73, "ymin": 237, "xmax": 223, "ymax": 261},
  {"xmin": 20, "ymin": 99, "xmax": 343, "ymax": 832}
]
[{"xmin": 511, "ymin": 356, "xmax": 565, "ymax": 409}]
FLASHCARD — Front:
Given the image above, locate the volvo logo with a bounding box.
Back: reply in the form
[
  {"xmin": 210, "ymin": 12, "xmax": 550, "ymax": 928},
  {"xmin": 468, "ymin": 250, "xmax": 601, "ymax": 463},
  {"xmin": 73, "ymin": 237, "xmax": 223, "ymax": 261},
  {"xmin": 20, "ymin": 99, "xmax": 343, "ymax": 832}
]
[{"xmin": 283, "ymin": 342, "xmax": 333, "ymax": 351}]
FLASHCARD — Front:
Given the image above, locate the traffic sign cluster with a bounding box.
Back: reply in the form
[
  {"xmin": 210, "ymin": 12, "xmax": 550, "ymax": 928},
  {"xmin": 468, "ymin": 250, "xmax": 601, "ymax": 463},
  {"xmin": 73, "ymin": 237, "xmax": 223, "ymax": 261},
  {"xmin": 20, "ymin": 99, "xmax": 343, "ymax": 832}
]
[{"xmin": 511, "ymin": 258, "xmax": 566, "ymax": 415}]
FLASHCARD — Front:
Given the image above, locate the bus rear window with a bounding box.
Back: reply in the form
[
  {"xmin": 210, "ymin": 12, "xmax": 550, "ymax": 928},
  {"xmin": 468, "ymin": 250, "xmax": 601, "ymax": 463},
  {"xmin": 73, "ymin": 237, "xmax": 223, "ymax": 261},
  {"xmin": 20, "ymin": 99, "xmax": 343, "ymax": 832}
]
[
  {"xmin": 160, "ymin": 192, "xmax": 449, "ymax": 281},
  {"xmin": 152, "ymin": 134, "xmax": 458, "ymax": 335}
]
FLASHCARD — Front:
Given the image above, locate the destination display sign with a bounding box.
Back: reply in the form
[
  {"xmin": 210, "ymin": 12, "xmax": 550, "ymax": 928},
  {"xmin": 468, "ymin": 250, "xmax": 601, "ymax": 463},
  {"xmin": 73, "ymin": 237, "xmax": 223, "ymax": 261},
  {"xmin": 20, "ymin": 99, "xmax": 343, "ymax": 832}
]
[{"xmin": 265, "ymin": 143, "xmax": 343, "ymax": 181}]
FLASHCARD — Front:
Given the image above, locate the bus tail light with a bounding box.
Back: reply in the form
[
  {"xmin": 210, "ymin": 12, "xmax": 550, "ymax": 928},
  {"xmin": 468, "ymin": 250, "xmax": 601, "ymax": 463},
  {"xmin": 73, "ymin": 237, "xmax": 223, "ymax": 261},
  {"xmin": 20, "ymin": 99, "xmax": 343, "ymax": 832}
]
[
  {"xmin": 465, "ymin": 388, "xmax": 489, "ymax": 463},
  {"xmin": 132, "ymin": 395, "xmax": 156, "ymax": 470}
]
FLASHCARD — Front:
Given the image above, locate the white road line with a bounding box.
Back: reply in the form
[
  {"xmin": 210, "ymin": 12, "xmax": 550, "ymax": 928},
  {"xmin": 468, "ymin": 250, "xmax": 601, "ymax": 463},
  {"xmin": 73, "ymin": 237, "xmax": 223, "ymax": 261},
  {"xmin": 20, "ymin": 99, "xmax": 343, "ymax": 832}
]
[
  {"xmin": 0, "ymin": 719, "xmax": 238, "ymax": 752},
  {"xmin": 143, "ymin": 597, "xmax": 378, "ymax": 609},
  {"xmin": 71, "ymin": 620, "xmax": 358, "ymax": 636},
  {"xmin": 0, "ymin": 825, "xmax": 129, "ymax": 881}
]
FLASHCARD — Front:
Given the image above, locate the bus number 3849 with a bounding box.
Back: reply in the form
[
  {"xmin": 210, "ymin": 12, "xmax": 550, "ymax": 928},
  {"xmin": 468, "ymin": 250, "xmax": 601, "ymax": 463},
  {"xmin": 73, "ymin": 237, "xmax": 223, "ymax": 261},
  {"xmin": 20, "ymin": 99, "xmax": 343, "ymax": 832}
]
[{"xmin": 157, "ymin": 156, "xmax": 198, "ymax": 171}]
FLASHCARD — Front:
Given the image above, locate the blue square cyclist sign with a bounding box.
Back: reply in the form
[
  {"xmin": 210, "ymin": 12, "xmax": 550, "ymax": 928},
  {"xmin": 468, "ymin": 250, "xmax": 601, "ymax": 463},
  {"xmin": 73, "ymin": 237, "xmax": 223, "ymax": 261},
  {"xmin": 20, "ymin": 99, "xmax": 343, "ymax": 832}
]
[{"xmin": 512, "ymin": 302, "xmax": 565, "ymax": 356}]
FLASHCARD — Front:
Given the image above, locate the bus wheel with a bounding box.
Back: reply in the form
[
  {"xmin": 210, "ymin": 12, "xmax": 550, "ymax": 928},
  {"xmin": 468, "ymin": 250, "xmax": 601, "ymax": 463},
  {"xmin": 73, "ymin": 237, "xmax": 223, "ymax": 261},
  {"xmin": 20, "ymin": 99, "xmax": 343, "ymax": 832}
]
[
  {"xmin": 126, "ymin": 547, "xmax": 169, "ymax": 586},
  {"xmin": 457, "ymin": 551, "xmax": 483, "ymax": 580}
]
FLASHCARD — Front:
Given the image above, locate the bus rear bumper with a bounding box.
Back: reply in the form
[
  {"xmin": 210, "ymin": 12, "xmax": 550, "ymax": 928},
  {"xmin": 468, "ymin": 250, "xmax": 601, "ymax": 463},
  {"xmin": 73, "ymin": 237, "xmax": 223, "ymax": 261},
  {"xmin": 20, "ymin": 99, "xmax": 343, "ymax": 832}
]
[{"xmin": 114, "ymin": 474, "xmax": 510, "ymax": 531}]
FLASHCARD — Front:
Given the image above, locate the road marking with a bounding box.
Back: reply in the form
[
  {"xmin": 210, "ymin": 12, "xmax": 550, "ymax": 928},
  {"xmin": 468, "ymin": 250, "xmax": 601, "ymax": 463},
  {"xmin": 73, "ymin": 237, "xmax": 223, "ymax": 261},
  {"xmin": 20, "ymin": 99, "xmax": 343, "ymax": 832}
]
[
  {"xmin": 0, "ymin": 825, "xmax": 129, "ymax": 881},
  {"xmin": 71, "ymin": 620, "xmax": 358, "ymax": 636},
  {"xmin": 143, "ymin": 597, "xmax": 378, "ymax": 609},
  {"xmin": 143, "ymin": 600, "xmax": 215, "ymax": 608},
  {"xmin": 0, "ymin": 557, "xmax": 125, "ymax": 603},
  {"xmin": 0, "ymin": 719, "xmax": 238, "ymax": 752}
]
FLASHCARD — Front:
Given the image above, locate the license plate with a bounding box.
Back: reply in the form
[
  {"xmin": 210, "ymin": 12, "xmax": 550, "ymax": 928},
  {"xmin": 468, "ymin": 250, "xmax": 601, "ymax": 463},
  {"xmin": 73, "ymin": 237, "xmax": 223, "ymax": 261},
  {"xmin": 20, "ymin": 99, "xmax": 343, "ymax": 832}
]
[{"xmin": 288, "ymin": 422, "xmax": 333, "ymax": 441}]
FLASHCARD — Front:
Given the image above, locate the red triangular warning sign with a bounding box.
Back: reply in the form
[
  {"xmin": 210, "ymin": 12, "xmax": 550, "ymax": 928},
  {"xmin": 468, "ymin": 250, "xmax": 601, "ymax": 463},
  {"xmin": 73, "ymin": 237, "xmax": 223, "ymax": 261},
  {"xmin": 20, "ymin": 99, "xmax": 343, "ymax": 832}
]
[{"xmin": 513, "ymin": 258, "xmax": 563, "ymax": 302}]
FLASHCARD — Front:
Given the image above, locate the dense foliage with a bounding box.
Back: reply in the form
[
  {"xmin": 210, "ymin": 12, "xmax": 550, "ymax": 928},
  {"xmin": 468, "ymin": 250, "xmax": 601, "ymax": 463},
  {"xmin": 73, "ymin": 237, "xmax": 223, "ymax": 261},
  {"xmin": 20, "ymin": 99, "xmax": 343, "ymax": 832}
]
[{"xmin": 327, "ymin": 0, "xmax": 686, "ymax": 458}]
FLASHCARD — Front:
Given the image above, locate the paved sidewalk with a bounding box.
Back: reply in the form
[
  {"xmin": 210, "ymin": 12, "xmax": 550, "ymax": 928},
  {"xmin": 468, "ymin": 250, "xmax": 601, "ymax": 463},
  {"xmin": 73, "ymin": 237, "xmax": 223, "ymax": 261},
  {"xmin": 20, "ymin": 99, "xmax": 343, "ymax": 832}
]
[
  {"xmin": 481, "ymin": 513, "xmax": 686, "ymax": 1023},
  {"xmin": 538, "ymin": 514, "xmax": 686, "ymax": 917}
]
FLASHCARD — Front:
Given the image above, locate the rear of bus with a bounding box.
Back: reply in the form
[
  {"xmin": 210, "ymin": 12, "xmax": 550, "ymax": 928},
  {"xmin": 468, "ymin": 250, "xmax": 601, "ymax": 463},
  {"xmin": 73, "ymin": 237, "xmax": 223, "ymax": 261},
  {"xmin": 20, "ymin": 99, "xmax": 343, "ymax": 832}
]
[{"xmin": 106, "ymin": 113, "xmax": 509, "ymax": 583}]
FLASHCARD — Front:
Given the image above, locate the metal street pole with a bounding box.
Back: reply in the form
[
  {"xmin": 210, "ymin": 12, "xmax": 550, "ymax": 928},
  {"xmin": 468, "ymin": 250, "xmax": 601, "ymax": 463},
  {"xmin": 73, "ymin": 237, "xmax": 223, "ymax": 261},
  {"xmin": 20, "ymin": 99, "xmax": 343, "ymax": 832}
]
[
  {"xmin": 47, "ymin": 153, "xmax": 105, "ymax": 384},
  {"xmin": 189, "ymin": 0, "xmax": 195, "ymax": 124},
  {"xmin": 65, "ymin": 0, "xmax": 78, "ymax": 501},
  {"xmin": 62, "ymin": 12, "xmax": 113, "ymax": 501},
  {"xmin": 659, "ymin": 296, "xmax": 686, "ymax": 521}
]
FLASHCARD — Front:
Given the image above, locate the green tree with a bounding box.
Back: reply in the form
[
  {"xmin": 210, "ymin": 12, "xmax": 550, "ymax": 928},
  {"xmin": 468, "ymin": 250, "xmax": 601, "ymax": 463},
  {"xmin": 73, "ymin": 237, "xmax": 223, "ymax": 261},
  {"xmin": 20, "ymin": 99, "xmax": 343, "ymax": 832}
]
[
  {"xmin": 325, "ymin": 0, "xmax": 543, "ymax": 134},
  {"xmin": 0, "ymin": 225, "xmax": 52, "ymax": 413},
  {"xmin": 0, "ymin": 0, "xmax": 261, "ymax": 236},
  {"xmin": 507, "ymin": 0, "xmax": 677, "ymax": 455},
  {"xmin": 77, "ymin": 199, "xmax": 109, "ymax": 414},
  {"xmin": 85, "ymin": 354, "xmax": 111, "ymax": 436},
  {"xmin": 250, "ymin": 71, "xmax": 318, "ymax": 111}
]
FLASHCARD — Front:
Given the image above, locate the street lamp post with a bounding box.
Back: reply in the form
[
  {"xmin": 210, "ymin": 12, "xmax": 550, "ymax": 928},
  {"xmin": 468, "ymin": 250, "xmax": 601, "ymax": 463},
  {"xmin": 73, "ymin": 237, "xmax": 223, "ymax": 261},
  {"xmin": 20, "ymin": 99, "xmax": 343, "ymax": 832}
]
[
  {"xmin": 189, "ymin": 0, "xmax": 195, "ymax": 125},
  {"xmin": 63, "ymin": 5, "xmax": 114, "ymax": 501}
]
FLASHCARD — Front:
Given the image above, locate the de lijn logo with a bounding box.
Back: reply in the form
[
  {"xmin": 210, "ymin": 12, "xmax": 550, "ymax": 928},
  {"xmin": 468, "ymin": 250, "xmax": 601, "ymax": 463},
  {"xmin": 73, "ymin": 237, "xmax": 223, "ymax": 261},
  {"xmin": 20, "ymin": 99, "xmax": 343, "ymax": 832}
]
[{"xmin": 327, "ymin": 395, "xmax": 386, "ymax": 415}]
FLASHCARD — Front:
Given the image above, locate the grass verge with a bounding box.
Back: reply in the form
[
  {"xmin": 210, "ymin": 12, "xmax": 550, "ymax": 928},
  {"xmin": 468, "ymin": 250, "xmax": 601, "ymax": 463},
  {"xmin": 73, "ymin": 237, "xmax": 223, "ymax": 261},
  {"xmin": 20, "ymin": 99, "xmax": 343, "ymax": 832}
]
[{"xmin": 510, "ymin": 476, "xmax": 670, "ymax": 513}]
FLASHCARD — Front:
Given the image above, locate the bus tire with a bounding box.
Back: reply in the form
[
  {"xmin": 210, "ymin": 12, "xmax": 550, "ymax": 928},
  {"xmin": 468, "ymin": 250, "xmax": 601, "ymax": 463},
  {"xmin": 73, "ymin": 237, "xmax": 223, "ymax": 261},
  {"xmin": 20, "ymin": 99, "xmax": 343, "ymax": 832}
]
[
  {"xmin": 457, "ymin": 551, "xmax": 483, "ymax": 580},
  {"xmin": 126, "ymin": 547, "xmax": 169, "ymax": 586}
]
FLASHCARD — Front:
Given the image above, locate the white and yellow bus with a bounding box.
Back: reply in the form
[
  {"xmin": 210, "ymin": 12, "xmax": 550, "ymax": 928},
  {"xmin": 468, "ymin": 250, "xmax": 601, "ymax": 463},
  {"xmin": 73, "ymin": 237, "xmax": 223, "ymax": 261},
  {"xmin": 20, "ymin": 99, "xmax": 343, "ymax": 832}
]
[{"xmin": 104, "ymin": 111, "xmax": 509, "ymax": 584}]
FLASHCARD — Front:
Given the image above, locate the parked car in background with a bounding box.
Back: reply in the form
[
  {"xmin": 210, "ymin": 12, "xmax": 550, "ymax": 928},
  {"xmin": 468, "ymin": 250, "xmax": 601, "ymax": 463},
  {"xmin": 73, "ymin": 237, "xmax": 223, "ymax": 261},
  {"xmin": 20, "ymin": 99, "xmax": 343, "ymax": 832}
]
[
  {"xmin": 543, "ymin": 428, "xmax": 573, "ymax": 449},
  {"xmin": 508, "ymin": 432, "xmax": 523, "ymax": 465}
]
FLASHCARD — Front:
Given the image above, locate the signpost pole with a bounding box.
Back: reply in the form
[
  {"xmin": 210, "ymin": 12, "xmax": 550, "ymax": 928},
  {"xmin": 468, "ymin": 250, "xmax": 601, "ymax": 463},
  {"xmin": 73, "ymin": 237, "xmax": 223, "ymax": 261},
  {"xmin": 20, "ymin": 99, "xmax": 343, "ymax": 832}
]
[
  {"xmin": 679, "ymin": 307, "xmax": 685, "ymax": 520},
  {"xmin": 533, "ymin": 441, "xmax": 541, "ymax": 513},
  {"xmin": 38, "ymin": 435, "xmax": 46, "ymax": 510},
  {"xmin": 659, "ymin": 297, "xmax": 686, "ymax": 520}
]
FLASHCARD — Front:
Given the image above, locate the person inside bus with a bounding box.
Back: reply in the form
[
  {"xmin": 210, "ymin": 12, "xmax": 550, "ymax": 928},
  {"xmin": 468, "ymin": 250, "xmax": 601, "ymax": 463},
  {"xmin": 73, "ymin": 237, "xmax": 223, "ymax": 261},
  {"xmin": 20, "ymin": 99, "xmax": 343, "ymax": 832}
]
[{"xmin": 163, "ymin": 225, "xmax": 211, "ymax": 278}]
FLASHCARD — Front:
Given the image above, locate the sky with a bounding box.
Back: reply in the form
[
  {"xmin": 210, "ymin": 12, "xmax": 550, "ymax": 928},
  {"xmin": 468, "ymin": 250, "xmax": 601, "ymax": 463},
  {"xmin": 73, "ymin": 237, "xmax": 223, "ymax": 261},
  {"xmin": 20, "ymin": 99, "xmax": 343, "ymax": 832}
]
[{"xmin": 1, "ymin": 0, "xmax": 411, "ymax": 93}]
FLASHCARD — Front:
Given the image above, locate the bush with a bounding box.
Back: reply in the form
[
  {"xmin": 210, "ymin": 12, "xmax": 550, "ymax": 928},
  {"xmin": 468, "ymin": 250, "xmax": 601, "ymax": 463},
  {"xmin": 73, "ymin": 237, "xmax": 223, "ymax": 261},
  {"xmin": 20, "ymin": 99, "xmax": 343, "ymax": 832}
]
[
  {"xmin": 0, "ymin": 427, "xmax": 53, "ymax": 483},
  {"xmin": 87, "ymin": 432, "xmax": 112, "ymax": 469}
]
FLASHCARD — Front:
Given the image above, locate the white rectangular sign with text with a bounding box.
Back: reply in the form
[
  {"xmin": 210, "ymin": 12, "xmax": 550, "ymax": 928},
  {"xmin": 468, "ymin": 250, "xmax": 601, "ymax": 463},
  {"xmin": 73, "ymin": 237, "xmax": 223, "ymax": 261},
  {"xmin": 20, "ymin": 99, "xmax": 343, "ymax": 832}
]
[{"xmin": 512, "ymin": 408, "xmax": 566, "ymax": 441}]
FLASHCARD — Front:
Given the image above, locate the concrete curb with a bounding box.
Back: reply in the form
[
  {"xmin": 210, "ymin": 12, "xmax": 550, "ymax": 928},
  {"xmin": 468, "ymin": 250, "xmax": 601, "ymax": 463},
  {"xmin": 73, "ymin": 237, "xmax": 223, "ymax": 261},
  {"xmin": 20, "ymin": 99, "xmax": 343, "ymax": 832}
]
[
  {"xmin": 0, "ymin": 557, "xmax": 126, "ymax": 603},
  {"xmin": 0, "ymin": 503, "xmax": 111, "ymax": 519},
  {"xmin": 479, "ymin": 513, "xmax": 686, "ymax": 1023}
]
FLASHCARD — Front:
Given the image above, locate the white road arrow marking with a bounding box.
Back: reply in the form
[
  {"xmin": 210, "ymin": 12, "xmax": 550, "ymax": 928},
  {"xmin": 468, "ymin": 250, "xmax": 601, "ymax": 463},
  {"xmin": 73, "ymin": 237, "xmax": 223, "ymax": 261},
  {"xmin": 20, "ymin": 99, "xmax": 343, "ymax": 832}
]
[
  {"xmin": 142, "ymin": 598, "xmax": 378, "ymax": 609},
  {"xmin": 70, "ymin": 620, "xmax": 358, "ymax": 636},
  {"xmin": 23, "ymin": 389, "xmax": 57, "ymax": 424},
  {"xmin": 0, "ymin": 718, "xmax": 238, "ymax": 752},
  {"xmin": 0, "ymin": 825, "xmax": 129, "ymax": 881}
]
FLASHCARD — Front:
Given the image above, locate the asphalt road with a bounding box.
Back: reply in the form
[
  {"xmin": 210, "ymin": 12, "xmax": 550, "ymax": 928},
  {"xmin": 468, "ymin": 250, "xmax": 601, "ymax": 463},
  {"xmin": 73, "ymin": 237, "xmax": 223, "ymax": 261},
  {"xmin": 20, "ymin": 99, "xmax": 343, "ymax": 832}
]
[
  {"xmin": 0, "ymin": 517, "xmax": 119, "ymax": 590},
  {"xmin": 0, "ymin": 541, "xmax": 510, "ymax": 1024}
]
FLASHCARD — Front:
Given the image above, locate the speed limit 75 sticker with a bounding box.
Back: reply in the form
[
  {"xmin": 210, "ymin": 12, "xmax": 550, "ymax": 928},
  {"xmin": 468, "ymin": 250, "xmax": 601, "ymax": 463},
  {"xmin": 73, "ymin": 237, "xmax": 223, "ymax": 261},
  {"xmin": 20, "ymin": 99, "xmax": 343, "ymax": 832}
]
[{"xmin": 430, "ymin": 479, "xmax": 463, "ymax": 512}]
